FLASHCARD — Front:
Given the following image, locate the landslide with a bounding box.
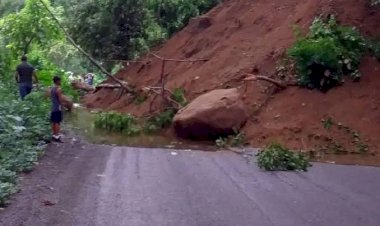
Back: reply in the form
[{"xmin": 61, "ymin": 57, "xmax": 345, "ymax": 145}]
[{"xmin": 84, "ymin": 0, "xmax": 380, "ymax": 153}]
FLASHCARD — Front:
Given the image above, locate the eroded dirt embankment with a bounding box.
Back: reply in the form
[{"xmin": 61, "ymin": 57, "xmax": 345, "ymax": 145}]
[{"xmin": 84, "ymin": 0, "xmax": 380, "ymax": 154}]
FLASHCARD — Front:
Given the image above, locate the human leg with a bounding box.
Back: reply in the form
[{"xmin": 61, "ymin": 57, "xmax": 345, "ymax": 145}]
[
  {"xmin": 50, "ymin": 111, "xmax": 63, "ymax": 142},
  {"xmin": 19, "ymin": 84, "xmax": 27, "ymax": 100}
]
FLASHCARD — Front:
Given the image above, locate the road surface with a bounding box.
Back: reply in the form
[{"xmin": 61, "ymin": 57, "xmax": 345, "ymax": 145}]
[{"xmin": 0, "ymin": 138, "xmax": 380, "ymax": 226}]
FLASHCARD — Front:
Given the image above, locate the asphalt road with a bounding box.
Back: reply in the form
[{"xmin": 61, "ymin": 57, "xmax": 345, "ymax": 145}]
[{"xmin": 1, "ymin": 139, "xmax": 380, "ymax": 226}]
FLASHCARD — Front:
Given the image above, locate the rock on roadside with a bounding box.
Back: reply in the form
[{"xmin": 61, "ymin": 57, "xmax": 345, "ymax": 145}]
[{"xmin": 173, "ymin": 88, "xmax": 247, "ymax": 140}]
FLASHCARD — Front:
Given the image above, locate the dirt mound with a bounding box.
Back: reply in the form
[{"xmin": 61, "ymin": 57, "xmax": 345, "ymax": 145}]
[{"xmin": 85, "ymin": 0, "xmax": 380, "ymax": 154}]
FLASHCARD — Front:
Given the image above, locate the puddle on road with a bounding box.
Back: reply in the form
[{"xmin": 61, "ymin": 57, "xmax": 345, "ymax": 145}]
[
  {"xmin": 64, "ymin": 107, "xmax": 216, "ymax": 151},
  {"xmin": 64, "ymin": 106, "xmax": 380, "ymax": 166}
]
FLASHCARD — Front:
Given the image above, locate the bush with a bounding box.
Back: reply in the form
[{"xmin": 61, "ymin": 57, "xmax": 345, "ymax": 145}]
[
  {"xmin": 144, "ymin": 109, "xmax": 176, "ymax": 133},
  {"xmin": 289, "ymin": 16, "xmax": 367, "ymax": 91},
  {"xmin": 215, "ymin": 132, "xmax": 246, "ymax": 149},
  {"xmin": 256, "ymin": 143, "xmax": 311, "ymax": 171},
  {"xmin": 94, "ymin": 112, "xmax": 141, "ymax": 136},
  {"xmin": 367, "ymin": 40, "xmax": 380, "ymax": 60},
  {"xmin": 0, "ymin": 85, "xmax": 50, "ymax": 206},
  {"xmin": 0, "ymin": 182, "xmax": 17, "ymax": 206},
  {"xmin": 171, "ymin": 88, "xmax": 187, "ymax": 107}
]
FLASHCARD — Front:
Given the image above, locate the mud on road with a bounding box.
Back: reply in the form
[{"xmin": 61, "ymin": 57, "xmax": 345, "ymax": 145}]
[{"xmin": 1, "ymin": 136, "xmax": 380, "ymax": 226}]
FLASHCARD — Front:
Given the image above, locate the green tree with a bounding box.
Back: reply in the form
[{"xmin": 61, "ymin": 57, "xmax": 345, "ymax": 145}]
[
  {"xmin": 0, "ymin": 0, "xmax": 62, "ymax": 54},
  {"xmin": 148, "ymin": 0, "xmax": 220, "ymax": 36},
  {"xmin": 66, "ymin": 0, "xmax": 163, "ymax": 60},
  {"xmin": 0, "ymin": 0, "xmax": 24, "ymax": 17}
]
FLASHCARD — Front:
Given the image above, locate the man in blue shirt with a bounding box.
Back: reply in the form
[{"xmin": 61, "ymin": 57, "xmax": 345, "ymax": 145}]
[{"xmin": 15, "ymin": 55, "xmax": 39, "ymax": 100}]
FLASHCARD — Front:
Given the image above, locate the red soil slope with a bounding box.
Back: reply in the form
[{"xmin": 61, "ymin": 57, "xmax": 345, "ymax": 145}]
[{"xmin": 85, "ymin": 0, "xmax": 380, "ymax": 153}]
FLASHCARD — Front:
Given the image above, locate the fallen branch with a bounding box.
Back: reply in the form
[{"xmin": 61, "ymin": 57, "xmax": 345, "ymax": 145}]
[
  {"xmin": 150, "ymin": 53, "xmax": 208, "ymax": 63},
  {"xmin": 243, "ymin": 74, "xmax": 298, "ymax": 89},
  {"xmin": 71, "ymin": 81, "xmax": 95, "ymax": 92},
  {"xmin": 144, "ymin": 53, "xmax": 208, "ymax": 111},
  {"xmin": 38, "ymin": 0, "xmax": 134, "ymax": 93}
]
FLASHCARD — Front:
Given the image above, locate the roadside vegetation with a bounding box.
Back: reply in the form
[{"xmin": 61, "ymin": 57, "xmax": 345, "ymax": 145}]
[
  {"xmin": 0, "ymin": 0, "xmax": 219, "ymax": 206},
  {"xmin": 289, "ymin": 16, "xmax": 379, "ymax": 92},
  {"xmin": 0, "ymin": 87, "xmax": 50, "ymax": 206},
  {"xmin": 256, "ymin": 143, "xmax": 311, "ymax": 171},
  {"xmin": 320, "ymin": 117, "xmax": 369, "ymax": 154},
  {"xmin": 94, "ymin": 87, "xmax": 188, "ymax": 135},
  {"xmin": 0, "ymin": 0, "xmax": 377, "ymax": 206},
  {"xmin": 215, "ymin": 132, "xmax": 246, "ymax": 149}
]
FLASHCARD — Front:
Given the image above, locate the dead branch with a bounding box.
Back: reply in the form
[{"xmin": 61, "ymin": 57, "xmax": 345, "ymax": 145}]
[
  {"xmin": 243, "ymin": 74, "xmax": 298, "ymax": 89},
  {"xmin": 160, "ymin": 60, "xmax": 167, "ymax": 106},
  {"xmin": 38, "ymin": 0, "xmax": 134, "ymax": 93},
  {"xmin": 143, "ymin": 53, "xmax": 208, "ymax": 112},
  {"xmin": 150, "ymin": 53, "xmax": 208, "ymax": 63},
  {"xmin": 103, "ymin": 59, "xmax": 151, "ymax": 65}
]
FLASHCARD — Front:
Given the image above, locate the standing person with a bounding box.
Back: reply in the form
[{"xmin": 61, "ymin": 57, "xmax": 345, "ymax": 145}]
[
  {"xmin": 50, "ymin": 76, "xmax": 69, "ymax": 142},
  {"xmin": 15, "ymin": 55, "xmax": 38, "ymax": 100},
  {"xmin": 85, "ymin": 73, "xmax": 94, "ymax": 86}
]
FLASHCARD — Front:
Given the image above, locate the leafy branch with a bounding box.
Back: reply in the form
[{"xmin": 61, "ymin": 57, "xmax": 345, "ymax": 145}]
[{"xmin": 37, "ymin": 0, "xmax": 134, "ymax": 93}]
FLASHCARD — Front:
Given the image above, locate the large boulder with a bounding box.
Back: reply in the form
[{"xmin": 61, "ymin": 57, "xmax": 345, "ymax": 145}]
[{"xmin": 173, "ymin": 88, "xmax": 247, "ymax": 140}]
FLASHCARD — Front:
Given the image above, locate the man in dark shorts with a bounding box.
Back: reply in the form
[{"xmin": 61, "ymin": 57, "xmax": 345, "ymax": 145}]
[
  {"xmin": 15, "ymin": 55, "xmax": 38, "ymax": 100},
  {"xmin": 50, "ymin": 76, "xmax": 64, "ymax": 142}
]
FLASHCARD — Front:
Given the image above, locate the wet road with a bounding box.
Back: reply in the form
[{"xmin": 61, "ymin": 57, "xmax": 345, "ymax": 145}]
[{"xmin": 1, "ymin": 140, "xmax": 380, "ymax": 226}]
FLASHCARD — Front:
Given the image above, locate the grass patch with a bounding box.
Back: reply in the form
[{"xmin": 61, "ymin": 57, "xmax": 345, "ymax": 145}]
[{"xmin": 256, "ymin": 143, "xmax": 311, "ymax": 171}]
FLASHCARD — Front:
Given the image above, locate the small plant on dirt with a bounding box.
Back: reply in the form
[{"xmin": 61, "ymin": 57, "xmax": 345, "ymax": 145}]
[
  {"xmin": 94, "ymin": 112, "xmax": 141, "ymax": 136},
  {"xmin": 322, "ymin": 117, "xmax": 334, "ymax": 130},
  {"xmin": 230, "ymin": 131, "xmax": 246, "ymax": 147},
  {"xmin": 135, "ymin": 94, "xmax": 148, "ymax": 105},
  {"xmin": 321, "ymin": 117, "xmax": 369, "ymax": 153},
  {"xmin": 289, "ymin": 16, "xmax": 369, "ymax": 91},
  {"xmin": 215, "ymin": 131, "xmax": 246, "ymax": 149},
  {"xmin": 144, "ymin": 108, "xmax": 176, "ymax": 133},
  {"xmin": 215, "ymin": 137, "xmax": 229, "ymax": 149},
  {"xmin": 256, "ymin": 143, "xmax": 311, "ymax": 171},
  {"xmin": 143, "ymin": 87, "xmax": 187, "ymax": 133},
  {"xmin": 171, "ymin": 88, "xmax": 188, "ymax": 107}
]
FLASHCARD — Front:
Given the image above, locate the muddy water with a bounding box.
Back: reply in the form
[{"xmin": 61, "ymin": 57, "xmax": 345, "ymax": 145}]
[
  {"xmin": 64, "ymin": 107, "xmax": 215, "ymax": 151},
  {"xmin": 65, "ymin": 106, "xmax": 379, "ymax": 166}
]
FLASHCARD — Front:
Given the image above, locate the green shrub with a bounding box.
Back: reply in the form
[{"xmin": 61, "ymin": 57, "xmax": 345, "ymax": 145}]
[
  {"xmin": 215, "ymin": 132, "xmax": 246, "ymax": 149},
  {"xmin": 289, "ymin": 16, "xmax": 367, "ymax": 90},
  {"xmin": 135, "ymin": 94, "xmax": 148, "ymax": 105},
  {"xmin": 171, "ymin": 88, "xmax": 187, "ymax": 107},
  {"xmin": 144, "ymin": 109, "xmax": 176, "ymax": 133},
  {"xmin": 0, "ymin": 169, "xmax": 17, "ymax": 185},
  {"xmin": 367, "ymin": 40, "xmax": 380, "ymax": 60},
  {"xmin": 256, "ymin": 143, "xmax": 311, "ymax": 171},
  {"xmin": 215, "ymin": 137, "xmax": 228, "ymax": 149},
  {"xmin": 0, "ymin": 182, "xmax": 17, "ymax": 207},
  {"xmin": 94, "ymin": 112, "xmax": 141, "ymax": 136},
  {"xmin": 0, "ymin": 84, "xmax": 50, "ymax": 206}
]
